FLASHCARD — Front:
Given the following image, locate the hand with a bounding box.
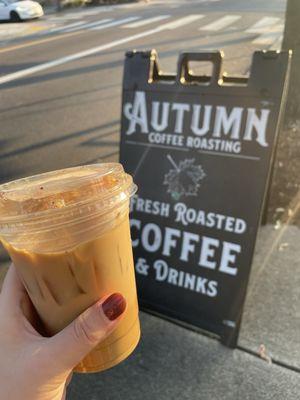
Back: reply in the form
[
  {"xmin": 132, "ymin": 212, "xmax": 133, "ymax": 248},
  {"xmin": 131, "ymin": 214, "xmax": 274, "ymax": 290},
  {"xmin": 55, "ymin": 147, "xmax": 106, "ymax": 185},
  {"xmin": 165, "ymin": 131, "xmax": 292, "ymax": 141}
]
[{"xmin": 0, "ymin": 264, "xmax": 126, "ymax": 400}]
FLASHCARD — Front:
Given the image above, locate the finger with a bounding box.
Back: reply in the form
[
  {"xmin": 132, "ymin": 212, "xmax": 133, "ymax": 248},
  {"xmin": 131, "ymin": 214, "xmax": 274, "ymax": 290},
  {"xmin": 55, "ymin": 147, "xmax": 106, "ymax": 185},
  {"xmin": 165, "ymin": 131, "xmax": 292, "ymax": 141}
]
[
  {"xmin": 62, "ymin": 386, "xmax": 67, "ymax": 400},
  {"xmin": 62, "ymin": 372, "xmax": 73, "ymax": 400},
  {"xmin": 0, "ymin": 264, "xmax": 44, "ymax": 336},
  {"xmin": 0, "ymin": 263, "xmax": 26, "ymax": 308},
  {"xmin": 46, "ymin": 293, "xmax": 126, "ymax": 371},
  {"xmin": 66, "ymin": 372, "xmax": 73, "ymax": 387}
]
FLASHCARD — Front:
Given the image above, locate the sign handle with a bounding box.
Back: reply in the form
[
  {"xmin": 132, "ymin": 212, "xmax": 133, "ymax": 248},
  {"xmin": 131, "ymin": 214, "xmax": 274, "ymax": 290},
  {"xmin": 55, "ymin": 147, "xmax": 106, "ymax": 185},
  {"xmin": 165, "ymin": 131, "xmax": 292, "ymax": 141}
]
[{"xmin": 176, "ymin": 51, "xmax": 223, "ymax": 86}]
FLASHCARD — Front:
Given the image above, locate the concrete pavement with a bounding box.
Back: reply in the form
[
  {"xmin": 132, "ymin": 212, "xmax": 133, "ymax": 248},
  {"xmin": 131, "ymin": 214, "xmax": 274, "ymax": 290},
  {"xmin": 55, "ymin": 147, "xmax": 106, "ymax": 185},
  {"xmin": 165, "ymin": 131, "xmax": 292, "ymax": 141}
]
[{"xmin": 68, "ymin": 311, "xmax": 300, "ymax": 400}]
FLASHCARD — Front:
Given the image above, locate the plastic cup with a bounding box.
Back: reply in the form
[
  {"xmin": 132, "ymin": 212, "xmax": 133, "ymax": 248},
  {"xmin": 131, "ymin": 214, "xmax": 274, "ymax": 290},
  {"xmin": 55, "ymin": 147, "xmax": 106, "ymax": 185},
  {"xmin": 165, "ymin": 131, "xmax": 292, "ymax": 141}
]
[{"xmin": 0, "ymin": 163, "xmax": 140, "ymax": 373}]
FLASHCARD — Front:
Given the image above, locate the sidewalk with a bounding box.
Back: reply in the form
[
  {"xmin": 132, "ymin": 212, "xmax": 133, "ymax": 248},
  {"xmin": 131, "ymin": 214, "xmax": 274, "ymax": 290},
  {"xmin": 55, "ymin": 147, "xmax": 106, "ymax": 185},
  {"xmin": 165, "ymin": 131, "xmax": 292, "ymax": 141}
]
[
  {"xmin": 68, "ymin": 313, "xmax": 299, "ymax": 400},
  {"xmin": 0, "ymin": 223, "xmax": 299, "ymax": 398}
]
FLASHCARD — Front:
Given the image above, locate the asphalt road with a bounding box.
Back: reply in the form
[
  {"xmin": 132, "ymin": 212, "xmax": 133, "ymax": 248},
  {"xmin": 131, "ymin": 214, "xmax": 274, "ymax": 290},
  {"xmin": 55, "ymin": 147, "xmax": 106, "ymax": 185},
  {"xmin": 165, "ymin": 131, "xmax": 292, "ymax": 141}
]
[{"xmin": 0, "ymin": 0, "xmax": 287, "ymax": 184}]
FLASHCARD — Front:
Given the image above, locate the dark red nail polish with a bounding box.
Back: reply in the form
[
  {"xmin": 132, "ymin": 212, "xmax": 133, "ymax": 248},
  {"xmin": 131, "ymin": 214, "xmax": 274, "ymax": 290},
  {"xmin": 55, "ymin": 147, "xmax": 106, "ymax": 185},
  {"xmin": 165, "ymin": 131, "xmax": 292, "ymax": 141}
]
[{"xmin": 102, "ymin": 293, "xmax": 126, "ymax": 321}]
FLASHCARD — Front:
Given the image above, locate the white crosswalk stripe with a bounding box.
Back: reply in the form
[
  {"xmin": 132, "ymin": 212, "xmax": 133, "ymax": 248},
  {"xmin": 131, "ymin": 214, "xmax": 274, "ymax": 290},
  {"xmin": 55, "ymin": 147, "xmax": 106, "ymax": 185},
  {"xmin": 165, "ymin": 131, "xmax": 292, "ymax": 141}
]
[
  {"xmin": 270, "ymin": 35, "xmax": 283, "ymax": 50},
  {"xmin": 13, "ymin": 13, "xmax": 285, "ymax": 51},
  {"xmin": 246, "ymin": 17, "xmax": 281, "ymax": 33},
  {"xmin": 199, "ymin": 15, "xmax": 241, "ymax": 31},
  {"xmin": 64, "ymin": 18, "xmax": 112, "ymax": 32},
  {"xmin": 123, "ymin": 15, "xmax": 170, "ymax": 28},
  {"xmin": 43, "ymin": 20, "xmax": 87, "ymax": 34},
  {"xmin": 90, "ymin": 16, "xmax": 140, "ymax": 30},
  {"xmin": 159, "ymin": 15, "xmax": 204, "ymax": 30},
  {"xmin": 252, "ymin": 24, "xmax": 284, "ymax": 45}
]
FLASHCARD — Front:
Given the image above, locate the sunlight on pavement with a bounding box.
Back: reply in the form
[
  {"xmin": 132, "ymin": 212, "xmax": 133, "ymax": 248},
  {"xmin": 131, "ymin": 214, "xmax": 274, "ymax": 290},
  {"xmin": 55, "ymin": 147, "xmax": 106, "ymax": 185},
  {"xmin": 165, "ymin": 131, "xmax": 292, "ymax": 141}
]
[{"xmin": 0, "ymin": 21, "xmax": 57, "ymax": 41}]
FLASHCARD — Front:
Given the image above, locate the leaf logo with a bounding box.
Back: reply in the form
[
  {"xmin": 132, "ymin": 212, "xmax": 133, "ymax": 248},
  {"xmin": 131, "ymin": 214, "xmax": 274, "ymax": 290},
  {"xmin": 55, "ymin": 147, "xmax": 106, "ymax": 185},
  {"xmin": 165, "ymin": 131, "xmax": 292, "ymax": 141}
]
[{"xmin": 164, "ymin": 155, "xmax": 206, "ymax": 200}]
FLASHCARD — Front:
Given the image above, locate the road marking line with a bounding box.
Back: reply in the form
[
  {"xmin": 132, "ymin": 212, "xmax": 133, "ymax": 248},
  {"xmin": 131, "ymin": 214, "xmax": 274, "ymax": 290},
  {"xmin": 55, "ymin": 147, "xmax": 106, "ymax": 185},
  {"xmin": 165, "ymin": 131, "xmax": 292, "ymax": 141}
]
[
  {"xmin": 64, "ymin": 18, "xmax": 112, "ymax": 32},
  {"xmin": 42, "ymin": 20, "xmax": 87, "ymax": 34},
  {"xmin": 246, "ymin": 17, "xmax": 281, "ymax": 33},
  {"xmin": 270, "ymin": 34, "xmax": 283, "ymax": 50},
  {"xmin": 122, "ymin": 15, "xmax": 170, "ymax": 28},
  {"xmin": 199, "ymin": 15, "xmax": 241, "ymax": 31},
  {"xmin": 160, "ymin": 14, "xmax": 204, "ymax": 30},
  {"xmin": 0, "ymin": 16, "xmax": 132, "ymax": 53},
  {"xmin": 0, "ymin": 25, "xmax": 166, "ymax": 84},
  {"xmin": 0, "ymin": 30, "xmax": 84, "ymax": 54},
  {"xmin": 90, "ymin": 16, "xmax": 139, "ymax": 30},
  {"xmin": 252, "ymin": 24, "xmax": 284, "ymax": 45},
  {"xmin": 28, "ymin": 26, "xmax": 48, "ymax": 33}
]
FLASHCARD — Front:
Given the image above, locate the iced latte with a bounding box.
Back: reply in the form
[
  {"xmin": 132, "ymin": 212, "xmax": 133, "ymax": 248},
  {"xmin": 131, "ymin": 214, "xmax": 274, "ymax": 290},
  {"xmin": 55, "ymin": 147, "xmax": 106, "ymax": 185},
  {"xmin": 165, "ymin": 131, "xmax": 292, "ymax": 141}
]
[{"xmin": 0, "ymin": 163, "xmax": 140, "ymax": 373}]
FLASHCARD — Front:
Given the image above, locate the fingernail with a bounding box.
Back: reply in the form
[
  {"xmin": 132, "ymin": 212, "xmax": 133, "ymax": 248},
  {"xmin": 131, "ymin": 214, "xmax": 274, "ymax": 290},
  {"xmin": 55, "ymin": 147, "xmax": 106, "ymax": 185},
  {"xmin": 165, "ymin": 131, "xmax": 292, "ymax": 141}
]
[{"xmin": 102, "ymin": 293, "xmax": 126, "ymax": 321}]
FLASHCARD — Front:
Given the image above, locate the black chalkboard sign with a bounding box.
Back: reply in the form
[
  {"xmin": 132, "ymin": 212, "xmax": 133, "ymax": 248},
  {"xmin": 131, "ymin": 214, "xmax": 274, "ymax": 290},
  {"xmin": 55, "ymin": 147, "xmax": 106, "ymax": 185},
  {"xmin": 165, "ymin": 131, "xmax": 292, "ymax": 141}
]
[{"xmin": 119, "ymin": 50, "xmax": 291, "ymax": 347}]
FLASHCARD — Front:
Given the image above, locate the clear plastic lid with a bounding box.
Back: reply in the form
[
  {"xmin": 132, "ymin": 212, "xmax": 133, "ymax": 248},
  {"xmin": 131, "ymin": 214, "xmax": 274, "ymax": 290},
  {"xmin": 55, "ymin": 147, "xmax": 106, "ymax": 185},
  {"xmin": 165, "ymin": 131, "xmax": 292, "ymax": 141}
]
[{"xmin": 0, "ymin": 163, "xmax": 137, "ymax": 241}]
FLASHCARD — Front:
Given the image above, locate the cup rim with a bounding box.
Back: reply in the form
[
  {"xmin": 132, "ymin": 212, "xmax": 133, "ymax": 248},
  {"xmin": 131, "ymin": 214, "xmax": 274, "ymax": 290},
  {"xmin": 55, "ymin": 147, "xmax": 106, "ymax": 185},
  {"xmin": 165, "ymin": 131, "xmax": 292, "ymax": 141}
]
[{"xmin": 0, "ymin": 163, "xmax": 137, "ymax": 228}]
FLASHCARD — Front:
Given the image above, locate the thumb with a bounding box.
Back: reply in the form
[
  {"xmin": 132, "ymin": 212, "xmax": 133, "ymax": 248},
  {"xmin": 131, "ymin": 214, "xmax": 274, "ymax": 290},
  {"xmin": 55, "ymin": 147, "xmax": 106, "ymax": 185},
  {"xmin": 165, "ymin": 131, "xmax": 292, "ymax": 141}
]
[{"xmin": 47, "ymin": 293, "xmax": 126, "ymax": 371}]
